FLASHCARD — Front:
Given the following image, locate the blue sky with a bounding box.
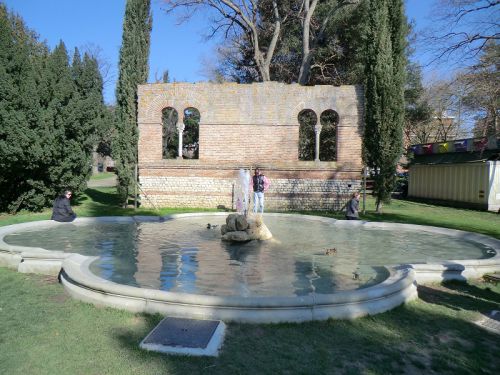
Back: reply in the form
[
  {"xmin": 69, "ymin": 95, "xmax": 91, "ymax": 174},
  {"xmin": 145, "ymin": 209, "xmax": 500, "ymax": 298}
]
[{"xmin": 3, "ymin": 0, "xmax": 436, "ymax": 104}]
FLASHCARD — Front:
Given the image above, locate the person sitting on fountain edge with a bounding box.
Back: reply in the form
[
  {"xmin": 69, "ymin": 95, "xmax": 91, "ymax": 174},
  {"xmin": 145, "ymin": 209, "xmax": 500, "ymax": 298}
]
[
  {"xmin": 345, "ymin": 192, "xmax": 360, "ymax": 220},
  {"xmin": 51, "ymin": 190, "xmax": 77, "ymax": 222},
  {"xmin": 251, "ymin": 168, "xmax": 270, "ymax": 214}
]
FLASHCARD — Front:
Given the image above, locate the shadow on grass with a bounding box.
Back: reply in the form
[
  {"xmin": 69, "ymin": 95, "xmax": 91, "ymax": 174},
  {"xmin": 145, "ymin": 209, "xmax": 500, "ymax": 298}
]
[
  {"xmin": 112, "ymin": 313, "xmax": 214, "ymax": 372},
  {"xmin": 82, "ymin": 187, "xmax": 121, "ymax": 206},
  {"xmin": 106, "ymin": 284, "xmax": 500, "ymax": 375},
  {"xmin": 78, "ymin": 188, "xmax": 160, "ymax": 217},
  {"xmin": 434, "ymin": 280, "xmax": 499, "ymax": 305},
  {"xmin": 418, "ymin": 285, "xmax": 500, "ymax": 315}
]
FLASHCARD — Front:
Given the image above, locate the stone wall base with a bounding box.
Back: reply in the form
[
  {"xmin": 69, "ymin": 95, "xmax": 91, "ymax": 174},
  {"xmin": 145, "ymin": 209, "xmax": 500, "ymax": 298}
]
[{"xmin": 139, "ymin": 163, "xmax": 362, "ymax": 211}]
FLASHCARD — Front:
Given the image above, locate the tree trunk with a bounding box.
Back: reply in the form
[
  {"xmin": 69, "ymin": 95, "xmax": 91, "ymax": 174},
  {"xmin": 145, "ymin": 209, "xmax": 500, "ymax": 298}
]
[
  {"xmin": 298, "ymin": 0, "xmax": 318, "ymax": 85},
  {"xmin": 298, "ymin": 52, "xmax": 313, "ymax": 85},
  {"xmin": 255, "ymin": 49, "xmax": 271, "ymax": 81},
  {"xmin": 249, "ymin": 0, "xmax": 281, "ymax": 81}
]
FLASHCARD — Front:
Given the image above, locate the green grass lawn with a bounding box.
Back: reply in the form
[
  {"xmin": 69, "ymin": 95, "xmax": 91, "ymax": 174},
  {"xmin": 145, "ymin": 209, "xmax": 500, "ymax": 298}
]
[
  {"xmin": 1, "ymin": 269, "xmax": 498, "ymax": 375},
  {"xmin": 89, "ymin": 171, "xmax": 116, "ymax": 180},
  {"xmin": 0, "ymin": 187, "xmax": 219, "ymax": 227},
  {"xmin": 1, "ymin": 187, "xmax": 499, "ymax": 374}
]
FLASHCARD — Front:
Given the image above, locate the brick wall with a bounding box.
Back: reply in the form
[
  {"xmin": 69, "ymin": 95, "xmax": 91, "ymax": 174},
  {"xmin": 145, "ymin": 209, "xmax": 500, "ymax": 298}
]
[{"xmin": 137, "ymin": 82, "xmax": 364, "ymax": 210}]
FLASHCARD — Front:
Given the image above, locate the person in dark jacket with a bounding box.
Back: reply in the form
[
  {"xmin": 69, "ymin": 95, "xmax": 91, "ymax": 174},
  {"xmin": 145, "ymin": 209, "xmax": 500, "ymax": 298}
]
[
  {"xmin": 345, "ymin": 192, "xmax": 360, "ymax": 220},
  {"xmin": 251, "ymin": 168, "xmax": 270, "ymax": 214},
  {"xmin": 51, "ymin": 190, "xmax": 77, "ymax": 222}
]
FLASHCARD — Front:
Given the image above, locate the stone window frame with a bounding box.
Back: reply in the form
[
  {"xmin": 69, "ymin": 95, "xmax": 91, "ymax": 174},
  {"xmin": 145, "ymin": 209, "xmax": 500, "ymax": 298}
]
[
  {"xmin": 161, "ymin": 106, "xmax": 179, "ymax": 160},
  {"xmin": 297, "ymin": 107, "xmax": 340, "ymax": 162},
  {"xmin": 157, "ymin": 103, "xmax": 203, "ymax": 160},
  {"xmin": 319, "ymin": 109, "xmax": 339, "ymax": 162},
  {"xmin": 181, "ymin": 107, "xmax": 201, "ymax": 159}
]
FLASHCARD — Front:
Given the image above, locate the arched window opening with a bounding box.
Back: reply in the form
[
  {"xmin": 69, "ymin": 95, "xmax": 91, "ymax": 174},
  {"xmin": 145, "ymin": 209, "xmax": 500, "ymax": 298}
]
[
  {"xmin": 162, "ymin": 107, "xmax": 178, "ymax": 159},
  {"xmin": 319, "ymin": 110, "xmax": 339, "ymax": 161},
  {"xmin": 298, "ymin": 109, "xmax": 317, "ymax": 161},
  {"xmin": 183, "ymin": 107, "xmax": 200, "ymax": 159}
]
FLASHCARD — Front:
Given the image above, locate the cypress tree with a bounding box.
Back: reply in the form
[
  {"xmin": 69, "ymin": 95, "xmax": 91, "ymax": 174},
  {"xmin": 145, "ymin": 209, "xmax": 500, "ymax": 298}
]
[
  {"xmin": 362, "ymin": 0, "xmax": 407, "ymax": 212},
  {"xmin": 388, "ymin": 0, "xmax": 406, "ymax": 155},
  {"xmin": 113, "ymin": 0, "xmax": 152, "ymax": 206},
  {"xmin": 63, "ymin": 49, "xmax": 106, "ymax": 191},
  {"xmin": 41, "ymin": 45, "xmax": 105, "ymax": 205},
  {"xmin": 42, "ymin": 42, "xmax": 77, "ymax": 195}
]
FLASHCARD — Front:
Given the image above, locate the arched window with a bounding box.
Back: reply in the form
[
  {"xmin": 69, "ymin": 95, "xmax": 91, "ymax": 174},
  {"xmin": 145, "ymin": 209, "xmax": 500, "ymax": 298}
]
[
  {"xmin": 319, "ymin": 110, "xmax": 339, "ymax": 161},
  {"xmin": 298, "ymin": 109, "xmax": 317, "ymax": 161},
  {"xmin": 183, "ymin": 107, "xmax": 200, "ymax": 159},
  {"xmin": 162, "ymin": 107, "xmax": 178, "ymax": 159}
]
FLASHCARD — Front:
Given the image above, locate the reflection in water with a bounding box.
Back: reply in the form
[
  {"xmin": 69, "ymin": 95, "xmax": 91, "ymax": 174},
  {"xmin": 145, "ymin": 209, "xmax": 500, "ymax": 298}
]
[
  {"xmin": 95, "ymin": 224, "xmax": 139, "ymax": 287},
  {"xmin": 4, "ymin": 216, "xmax": 495, "ymax": 297}
]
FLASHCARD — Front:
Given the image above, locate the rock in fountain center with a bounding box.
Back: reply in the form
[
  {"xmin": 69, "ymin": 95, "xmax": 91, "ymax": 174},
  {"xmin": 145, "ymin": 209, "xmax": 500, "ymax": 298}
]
[{"xmin": 221, "ymin": 213, "xmax": 272, "ymax": 242}]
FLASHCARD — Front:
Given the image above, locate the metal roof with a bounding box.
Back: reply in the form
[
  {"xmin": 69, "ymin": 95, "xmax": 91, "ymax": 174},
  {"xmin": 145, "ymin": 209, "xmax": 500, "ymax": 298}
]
[{"xmin": 410, "ymin": 150, "xmax": 500, "ymax": 165}]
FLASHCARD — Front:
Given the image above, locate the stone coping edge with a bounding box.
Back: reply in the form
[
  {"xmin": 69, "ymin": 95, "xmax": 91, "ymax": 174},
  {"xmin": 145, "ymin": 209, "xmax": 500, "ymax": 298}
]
[
  {"xmin": 60, "ymin": 254, "xmax": 417, "ymax": 322},
  {"xmin": 61, "ymin": 253, "xmax": 414, "ymax": 308},
  {"xmin": 1, "ymin": 213, "xmax": 500, "ymax": 322}
]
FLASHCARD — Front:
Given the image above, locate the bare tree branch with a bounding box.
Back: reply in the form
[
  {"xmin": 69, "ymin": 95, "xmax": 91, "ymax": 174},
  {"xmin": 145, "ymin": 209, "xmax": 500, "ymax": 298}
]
[
  {"xmin": 162, "ymin": 0, "xmax": 283, "ymax": 81},
  {"xmin": 421, "ymin": 0, "xmax": 500, "ymax": 66},
  {"xmin": 298, "ymin": 0, "xmax": 359, "ymax": 85}
]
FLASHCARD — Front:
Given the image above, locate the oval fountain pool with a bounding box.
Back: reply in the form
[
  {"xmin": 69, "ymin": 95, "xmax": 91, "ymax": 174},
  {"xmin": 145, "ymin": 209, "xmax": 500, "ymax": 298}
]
[
  {"xmin": 1, "ymin": 213, "xmax": 499, "ymax": 322},
  {"xmin": 2, "ymin": 214, "xmax": 495, "ymax": 296}
]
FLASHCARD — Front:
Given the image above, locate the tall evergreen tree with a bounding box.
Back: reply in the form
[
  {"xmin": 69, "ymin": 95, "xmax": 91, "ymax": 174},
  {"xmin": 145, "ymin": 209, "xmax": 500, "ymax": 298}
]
[
  {"xmin": 362, "ymin": 0, "xmax": 407, "ymax": 212},
  {"xmin": 0, "ymin": 4, "xmax": 49, "ymax": 211},
  {"xmin": 0, "ymin": 4, "xmax": 108, "ymax": 212},
  {"xmin": 42, "ymin": 42, "xmax": 78, "ymax": 194},
  {"xmin": 64, "ymin": 49, "xmax": 106, "ymax": 190},
  {"xmin": 113, "ymin": 0, "xmax": 152, "ymax": 205},
  {"xmin": 404, "ymin": 62, "xmax": 433, "ymax": 145},
  {"xmin": 388, "ymin": 0, "xmax": 406, "ymax": 149}
]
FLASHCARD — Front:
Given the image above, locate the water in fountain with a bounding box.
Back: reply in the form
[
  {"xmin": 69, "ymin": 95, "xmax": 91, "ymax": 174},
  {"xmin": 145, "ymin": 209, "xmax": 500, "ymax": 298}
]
[
  {"xmin": 222, "ymin": 168, "xmax": 272, "ymax": 241},
  {"xmin": 236, "ymin": 169, "xmax": 250, "ymax": 215},
  {"xmin": 4, "ymin": 216, "xmax": 496, "ymax": 296}
]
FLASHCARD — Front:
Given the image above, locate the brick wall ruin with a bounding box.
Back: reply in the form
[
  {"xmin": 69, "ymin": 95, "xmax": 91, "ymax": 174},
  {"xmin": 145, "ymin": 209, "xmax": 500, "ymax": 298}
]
[{"xmin": 137, "ymin": 82, "xmax": 364, "ymax": 210}]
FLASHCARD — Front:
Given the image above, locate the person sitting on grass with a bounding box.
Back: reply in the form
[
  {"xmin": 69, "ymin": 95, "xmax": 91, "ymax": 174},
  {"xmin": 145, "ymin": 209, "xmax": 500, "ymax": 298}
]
[
  {"xmin": 51, "ymin": 190, "xmax": 77, "ymax": 222},
  {"xmin": 345, "ymin": 192, "xmax": 360, "ymax": 220}
]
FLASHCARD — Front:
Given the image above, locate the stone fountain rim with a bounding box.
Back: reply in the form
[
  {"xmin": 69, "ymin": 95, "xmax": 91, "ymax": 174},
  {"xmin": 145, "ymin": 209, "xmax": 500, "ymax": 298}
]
[{"xmin": 1, "ymin": 213, "xmax": 499, "ymax": 322}]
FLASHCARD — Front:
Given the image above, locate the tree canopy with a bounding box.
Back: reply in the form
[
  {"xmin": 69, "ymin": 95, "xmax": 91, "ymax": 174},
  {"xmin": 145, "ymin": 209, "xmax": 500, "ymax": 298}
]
[{"xmin": 0, "ymin": 4, "xmax": 107, "ymax": 212}]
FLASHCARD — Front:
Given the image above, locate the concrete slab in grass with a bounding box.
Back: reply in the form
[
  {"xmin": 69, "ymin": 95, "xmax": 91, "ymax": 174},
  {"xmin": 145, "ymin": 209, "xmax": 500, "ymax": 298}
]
[{"xmin": 139, "ymin": 317, "xmax": 226, "ymax": 357}]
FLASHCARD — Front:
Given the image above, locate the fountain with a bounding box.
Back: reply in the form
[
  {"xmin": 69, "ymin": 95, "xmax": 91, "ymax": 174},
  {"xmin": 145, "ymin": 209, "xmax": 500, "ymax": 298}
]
[
  {"xmin": 1, "ymin": 212, "xmax": 499, "ymax": 323},
  {"xmin": 235, "ymin": 168, "xmax": 250, "ymax": 216},
  {"xmin": 221, "ymin": 213, "xmax": 272, "ymax": 241},
  {"xmin": 221, "ymin": 169, "xmax": 272, "ymax": 242}
]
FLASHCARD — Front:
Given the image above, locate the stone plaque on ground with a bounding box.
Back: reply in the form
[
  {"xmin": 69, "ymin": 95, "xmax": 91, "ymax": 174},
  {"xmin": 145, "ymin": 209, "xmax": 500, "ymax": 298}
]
[{"xmin": 140, "ymin": 317, "xmax": 226, "ymax": 356}]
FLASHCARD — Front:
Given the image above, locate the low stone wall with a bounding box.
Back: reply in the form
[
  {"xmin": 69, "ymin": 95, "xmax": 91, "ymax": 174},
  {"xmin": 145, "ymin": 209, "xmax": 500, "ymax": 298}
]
[{"xmin": 139, "ymin": 162, "xmax": 362, "ymax": 210}]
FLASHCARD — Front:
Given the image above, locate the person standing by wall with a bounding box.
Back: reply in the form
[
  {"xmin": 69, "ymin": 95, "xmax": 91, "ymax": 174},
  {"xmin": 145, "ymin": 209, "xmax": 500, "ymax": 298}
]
[
  {"xmin": 51, "ymin": 190, "xmax": 77, "ymax": 222},
  {"xmin": 252, "ymin": 168, "xmax": 270, "ymax": 214},
  {"xmin": 345, "ymin": 192, "xmax": 360, "ymax": 220}
]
